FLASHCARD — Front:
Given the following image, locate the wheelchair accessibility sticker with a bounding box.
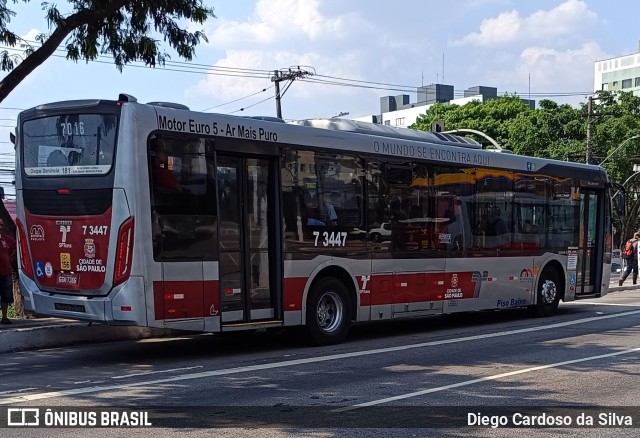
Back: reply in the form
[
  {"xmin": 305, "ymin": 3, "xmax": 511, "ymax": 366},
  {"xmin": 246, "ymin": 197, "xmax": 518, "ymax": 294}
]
[
  {"xmin": 35, "ymin": 261, "xmax": 44, "ymax": 278},
  {"xmin": 569, "ymin": 274, "xmax": 576, "ymax": 286}
]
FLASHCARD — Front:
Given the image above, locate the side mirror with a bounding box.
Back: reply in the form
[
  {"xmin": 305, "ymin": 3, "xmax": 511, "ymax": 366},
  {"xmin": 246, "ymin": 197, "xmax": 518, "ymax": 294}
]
[{"xmin": 9, "ymin": 132, "xmax": 15, "ymax": 145}]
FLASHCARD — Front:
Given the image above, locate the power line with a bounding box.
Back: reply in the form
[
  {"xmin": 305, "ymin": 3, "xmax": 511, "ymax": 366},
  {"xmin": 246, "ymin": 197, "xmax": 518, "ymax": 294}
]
[
  {"xmin": 1, "ymin": 42, "xmax": 596, "ymax": 102},
  {"xmin": 315, "ymin": 74, "xmax": 417, "ymax": 90},
  {"xmin": 201, "ymin": 85, "xmax": 274, "ymax": 112},
  {"xmin": 1, "ymin": 43, "xmax": 273, "ymax": 78},
  {"xmin": 303, "ymin": 76, "xmax": 592, "ymax": 99},
  {"xmin": 0, "ymin": 41, "xmax": 597, "ymax": 114},
  {"xmin": 228, "ymin": 95, "xmax": 275, "ymax": 115}
]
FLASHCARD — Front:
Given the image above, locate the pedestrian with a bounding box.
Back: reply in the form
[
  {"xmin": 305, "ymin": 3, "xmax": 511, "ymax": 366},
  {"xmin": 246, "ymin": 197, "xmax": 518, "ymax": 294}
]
[
  {"xmin": 619, "ymin": 231, "xmax": 640, "ymax": 287},
  {"xmin": 0, "ymin": 218, "xmax": 16, "ymax": 324}
]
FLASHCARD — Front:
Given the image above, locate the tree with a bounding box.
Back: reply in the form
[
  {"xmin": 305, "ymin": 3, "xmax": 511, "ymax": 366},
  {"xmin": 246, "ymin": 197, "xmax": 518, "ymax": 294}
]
[
  {"xmin": 507, "ymin": 99, "xmax": 584, "ymax": 159},
  {"xmin": 411, "ymin": 95, "xmax": 533, "ymax": 149},
  {"xmin": 588, "ymin": 91, "xmax": 640, "ymax": 245},
  {"xmin": 0, "ymin": 0, "xmax": 215, "ymax": 103}
]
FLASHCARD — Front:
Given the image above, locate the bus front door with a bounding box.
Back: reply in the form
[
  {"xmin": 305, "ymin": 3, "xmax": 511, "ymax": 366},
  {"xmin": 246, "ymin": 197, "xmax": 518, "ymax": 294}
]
[
  {"xmin": 576, "ymin": 189, "xmax": 599, "ymax": 295},
  {"xmin": 216, "ymin": 155, "xmax": 279, "ymax": 325}
]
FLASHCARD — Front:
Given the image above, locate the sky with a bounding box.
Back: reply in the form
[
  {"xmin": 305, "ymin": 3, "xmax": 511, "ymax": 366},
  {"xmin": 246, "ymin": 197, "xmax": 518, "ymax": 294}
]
[{"xmin": 0, "ymin": 0, "xmax": 638, "ymax": 197}]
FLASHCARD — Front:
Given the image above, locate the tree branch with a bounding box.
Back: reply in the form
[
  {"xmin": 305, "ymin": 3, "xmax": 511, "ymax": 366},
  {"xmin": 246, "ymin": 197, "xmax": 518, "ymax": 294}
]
[{"xmin": 0, "ymin": 0, "xmax": 128, "ymax": 103}]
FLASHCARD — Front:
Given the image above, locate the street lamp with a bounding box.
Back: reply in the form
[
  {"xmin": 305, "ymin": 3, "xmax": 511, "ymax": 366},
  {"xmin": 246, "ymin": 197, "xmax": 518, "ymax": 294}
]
[
  {"xmin": 619, "ymin": 163, "xmax": 640, "ymax": 191},
  {"xmin": 599, "ymin": 134, "xmax": 640, "ymax": 166},
  {"xmin": 612, "ymin": 163, "xmax": 640, "ymax": 200},
  {"xmin": 622, "ymin": 164, "xmax": 640, "ymax": 186},
  {"xmin": 442, "ymin": 128, "xmax": 505, "ymax": 151}
]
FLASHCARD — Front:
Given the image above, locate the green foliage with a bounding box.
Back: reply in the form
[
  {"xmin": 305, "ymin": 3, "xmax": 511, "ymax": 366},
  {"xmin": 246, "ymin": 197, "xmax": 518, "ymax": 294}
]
[
  {"xmin": 412, "ymin": 95, "xmax": 532, "ymax": 150},
  {"xmin": 7, "ymin": 304, "xmax": 17, "ymax": 319},
  {"xmin": 0, "ymin": 0, "xmax": 215, "ymax": 102}
]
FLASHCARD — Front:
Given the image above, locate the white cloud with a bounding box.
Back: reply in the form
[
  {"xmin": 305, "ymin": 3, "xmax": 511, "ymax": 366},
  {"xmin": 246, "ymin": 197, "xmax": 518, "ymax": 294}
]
[
  {"xmin": 206, "ymin": 0, "xmax": 367, "ymax": 49},
  {"xmin": 186, "ymin": 0, "xmax": 398, "ymax": 117},
  {"xmin": 185, "ymin": 48, "xmax": 369, "ymax": 115},
  {"xmin": 21, "ymin": 28, "xmax": 42, "ymax": 44},
  {"xmin": 453, "ymin": 0, "xmax": 598, "ymax": 47},
  {"xmin": 482, "ymin": 41, "xmax": 609, "ymax": 104},
  {"xmin": 515, "ymin": 42, "xmax": 607, "ymax": 89}
]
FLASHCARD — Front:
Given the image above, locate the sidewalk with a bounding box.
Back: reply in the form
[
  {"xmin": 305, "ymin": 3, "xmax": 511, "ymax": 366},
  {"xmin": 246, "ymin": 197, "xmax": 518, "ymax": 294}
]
[
  {"xmin": 0, "ymin": 316, "xmax": 176, "ymax": 353},
  {"xmin": 1, "ymin": 277, "xmax": 637, "ymax": 354}
]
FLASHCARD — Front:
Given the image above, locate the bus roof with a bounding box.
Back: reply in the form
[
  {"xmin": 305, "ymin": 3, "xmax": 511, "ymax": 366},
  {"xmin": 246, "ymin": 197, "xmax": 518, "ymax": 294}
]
[{"xmin": 288, "ymin": 118, "xmax": 483, "ymax": 149}]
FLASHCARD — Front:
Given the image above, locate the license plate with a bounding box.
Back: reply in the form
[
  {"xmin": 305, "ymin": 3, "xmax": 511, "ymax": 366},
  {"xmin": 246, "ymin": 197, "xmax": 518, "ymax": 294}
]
[
  {"xmin": 56, "ymin": 272, "xmax": 79, "ymax": 285},
  {"xmin": 54, "ymin": 303, "xmax": 86, "ymax": 313}
]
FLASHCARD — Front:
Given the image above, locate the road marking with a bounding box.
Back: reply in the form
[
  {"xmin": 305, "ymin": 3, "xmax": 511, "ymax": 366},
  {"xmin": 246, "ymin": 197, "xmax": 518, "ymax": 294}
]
[
  {"xmin": 334, "ymin": 346, "xmax": 640, "ymax": 411},
  {"xmin": 1, "ymin": 309, "xmax": 640, "ymax": 405},
  {"xmin": 111, "ymin": 365, "xmax": 203, "ymax": 379},
  {"xmin": 569, "ymin": 302, "xmax": 640, "ymax": 307},
  {"xmin": 0, "ymin": 387, "xmax": 37, "ymax": 395}
]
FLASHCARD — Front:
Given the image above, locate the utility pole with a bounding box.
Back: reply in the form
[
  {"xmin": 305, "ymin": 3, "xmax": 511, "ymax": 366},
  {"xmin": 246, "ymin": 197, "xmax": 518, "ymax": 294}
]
[
  {"xmin": 586, "ymin": 94, "xmax": 616, "ymax": 164},
  {"xmin": 273, "ymin": 74, "xmax": 282, "ymax": 118},
  {"xmin": 586, "ymin": 96, "xmax": 593, "ymax": 164},
  {"xmin": 271, "ymin": 67, "xmax": 313, "ymax": 119}
]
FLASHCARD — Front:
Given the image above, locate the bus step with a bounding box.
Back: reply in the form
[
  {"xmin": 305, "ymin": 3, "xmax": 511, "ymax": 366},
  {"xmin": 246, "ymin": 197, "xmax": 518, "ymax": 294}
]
[
  {"xmin": 574, "ymin": 293, "xmax": 601, "ymax": 300},
  {"xmin": 221, "ymin": 320, "xmax": 283, "ymax": 332}
]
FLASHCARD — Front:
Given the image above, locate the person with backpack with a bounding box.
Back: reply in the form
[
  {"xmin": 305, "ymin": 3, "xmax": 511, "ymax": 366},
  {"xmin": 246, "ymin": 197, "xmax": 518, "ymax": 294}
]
[{"xmin": 619, "ymin": 231, "xmax": 640, "ymax": 286}]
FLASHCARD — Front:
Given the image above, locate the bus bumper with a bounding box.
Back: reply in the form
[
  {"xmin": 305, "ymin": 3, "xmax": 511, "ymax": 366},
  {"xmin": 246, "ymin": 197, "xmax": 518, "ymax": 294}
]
[{"xmin": 18, "ymin": 272, "xmax": 148, "ymax": 327}]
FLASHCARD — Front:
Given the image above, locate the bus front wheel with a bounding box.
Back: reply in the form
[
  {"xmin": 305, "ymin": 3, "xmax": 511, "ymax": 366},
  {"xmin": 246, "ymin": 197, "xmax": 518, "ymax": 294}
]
[
  {"xmin": 306, "ymin": 277, "xmax": 351, "ymax": 345},
  {"xmin": 532, "ymin": 268, "xmax": 561, "ymax": 317}
]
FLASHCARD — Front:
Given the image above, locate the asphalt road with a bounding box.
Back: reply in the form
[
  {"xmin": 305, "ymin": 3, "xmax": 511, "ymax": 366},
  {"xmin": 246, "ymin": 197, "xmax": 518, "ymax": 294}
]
[{"xmin": 1, "ymin": 289, "xmax": 640, "ymax": 437}]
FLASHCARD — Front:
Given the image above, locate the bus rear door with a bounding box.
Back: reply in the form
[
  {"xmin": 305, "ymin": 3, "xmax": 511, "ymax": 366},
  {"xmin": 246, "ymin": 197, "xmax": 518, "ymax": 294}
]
[
  {"xmin": 216, "ymin": 154, "xmax": 280, "ymax": 327},
  {"xmin": 575, "ymin": 187, "xmax": 600, "ymax": 296}
]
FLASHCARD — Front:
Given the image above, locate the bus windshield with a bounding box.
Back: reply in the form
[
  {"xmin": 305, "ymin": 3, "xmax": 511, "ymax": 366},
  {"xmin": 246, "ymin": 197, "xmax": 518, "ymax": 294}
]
[{"xmin": 22, "ymin": 114, "xmax": 117, "ymax": 177}]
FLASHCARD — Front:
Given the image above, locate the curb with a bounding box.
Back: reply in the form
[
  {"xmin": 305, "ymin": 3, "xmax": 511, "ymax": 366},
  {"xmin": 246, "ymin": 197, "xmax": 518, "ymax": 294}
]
[{"xmin": 0, "ymin": 323, "xmax": 177, "ymax": 353}]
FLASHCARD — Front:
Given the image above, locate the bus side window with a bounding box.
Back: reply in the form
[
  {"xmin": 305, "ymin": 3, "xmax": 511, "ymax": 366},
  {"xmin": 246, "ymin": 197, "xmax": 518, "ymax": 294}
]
[{"xmin": 148, "ymin": 135, "xmax": 217, "ymax": 261}]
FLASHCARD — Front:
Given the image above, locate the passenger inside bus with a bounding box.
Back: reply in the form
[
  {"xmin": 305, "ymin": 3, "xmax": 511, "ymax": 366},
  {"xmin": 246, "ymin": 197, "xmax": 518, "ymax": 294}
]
[
  {"xmin": 67, "ymin": 150, "xmax": 82, "ymax": 166},
  {"xmin": 484, "ymin": 207, "xmax": 508, "ymax": 236},
  {"xmin": 390, "ymin": 199, "xmax": 407, "ymax": 221},
  {"xmin": 46, "ymin": 149, "xmax": 68, "ymax": 167},
  {"xmin": 522, "ymin": 219, "xmax": 537, "ymax": 233},
  {"xmin": 304, "ymin": 188, "xmax": 337, "ymax": 226},
  {"xmin": 151, "ymin": 136, "xmax": 181, "ymax": 191},
  {"xmin": 444, "ymin": 200, "xmax": 466, "ymax": 250},
  {"xmin": 476, "ymin": 206, "xmax": 509, "ymax": 247}
]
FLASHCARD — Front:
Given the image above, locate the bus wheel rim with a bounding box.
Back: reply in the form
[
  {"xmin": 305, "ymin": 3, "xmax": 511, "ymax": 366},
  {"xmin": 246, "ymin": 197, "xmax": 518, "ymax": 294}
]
[
  {"xmin": 541, "ymin": 279, "xmax": 557, "ymax": 304},
  {"xmin": 317, "ymin": 291, "xmax": 343, "ymax": 333}
]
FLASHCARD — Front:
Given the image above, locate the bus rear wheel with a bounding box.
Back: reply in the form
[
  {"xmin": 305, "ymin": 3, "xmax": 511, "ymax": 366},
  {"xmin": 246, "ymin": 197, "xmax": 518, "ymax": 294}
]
[
  {"xmin": 532, "ymin": 268, "xmax": 561, "ymax": 317},
  {"xmin": 306, "ymin": 277, "xmax": 351, "ymax": 345}
]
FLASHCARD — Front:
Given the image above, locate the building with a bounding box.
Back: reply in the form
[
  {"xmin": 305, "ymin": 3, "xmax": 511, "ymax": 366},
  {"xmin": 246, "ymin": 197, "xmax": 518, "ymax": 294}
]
[
  {"xmin": 594, "ymin": 41, "xmax": 640, "ymax": 96},
  {"xmin": 353, "ymin": 84, "xmax": 535, "ymax": 128}
]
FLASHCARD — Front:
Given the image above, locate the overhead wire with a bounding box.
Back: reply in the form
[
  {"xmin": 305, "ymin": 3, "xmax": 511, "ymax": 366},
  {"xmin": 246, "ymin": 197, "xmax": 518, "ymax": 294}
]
[
  {"xmin": 0, "ymin": 34, "xmax": 605, "ymax": 144},
  {"xmin": 200, "ymin": 85, "xmax": 274, "ymax": 112},
  {"xmin": 228, "ymin": 95, "xmax": 275, "ymax": 114},
  {"xmin": 1, "ymin": 42, "xmax": 596, "ymax": 100}
]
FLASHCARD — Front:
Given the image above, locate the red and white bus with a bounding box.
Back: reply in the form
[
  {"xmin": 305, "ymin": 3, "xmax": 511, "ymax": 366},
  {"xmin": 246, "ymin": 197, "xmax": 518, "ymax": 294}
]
[{"xmin": 14, "ymin": 94, "xmax": 613, "ymax": 344}]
